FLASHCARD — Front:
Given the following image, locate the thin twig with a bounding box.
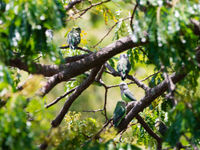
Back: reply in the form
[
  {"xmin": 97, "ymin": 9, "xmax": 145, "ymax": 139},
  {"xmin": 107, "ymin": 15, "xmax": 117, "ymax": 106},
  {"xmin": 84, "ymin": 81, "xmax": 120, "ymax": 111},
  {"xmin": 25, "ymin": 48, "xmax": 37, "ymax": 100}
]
[
  {"xmin": 130, "ymin": 1, "xmax": 139, "ymax": 32},
  {"xmin": 105, "ymin": 63, "xmax": 150, "ymax": 91},
  {"xmin": 45, "ymin": 87, "xmax": 77, "ymax": 109},
  {"xmin": 60, "ymin": 46, "xmax": 92, "ymax": 53},
  {"xmin": 16, "ymin": 75, "xmax": 33, "ymax": 91},
  {"xmin": 106, "ymin": 81, "xmax": 134, "ymax": 89},
  {"xmin": 92, "ymin": 118, "xmax": 112, "ymax": 140},
  {"xmin": 65, "ymin": 0, "xmax": 83, "ymax": 11},
  {"xmin": 82, "ymin": 109, "xmax": 103, "ymax": 113},
  {"xmin": 119, "ymin": 122, "xmax": 137, "ymax": 142},
  {"xmin": 39, "ymin": 127, "xmax": 53, "ymax": 150},
  {"xmin": 140, "ymin": 71, "xmax": 161, "ymax": 82},
  {"xmin": 95, "ymin": 65, "xmax": 105, "ymax": 81},
  {"xmin": 73, "ymin": 0, "xmax": 111, "ymax": 20},
  {"xmin": 103, "ymin": 88, "xmax": 108, "ymax": 121},
  {"xmin": 93, "ymin": 17, "xmax": 131, "ymax": 48},
  {"xmin": 127, "ymin": 75, "xmax": 150, "ymax": 92}
]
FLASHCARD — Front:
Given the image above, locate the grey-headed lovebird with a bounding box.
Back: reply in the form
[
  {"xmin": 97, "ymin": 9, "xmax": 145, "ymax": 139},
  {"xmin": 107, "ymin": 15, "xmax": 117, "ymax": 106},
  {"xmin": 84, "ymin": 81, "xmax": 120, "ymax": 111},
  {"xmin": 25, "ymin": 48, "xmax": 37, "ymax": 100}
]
[
  {"xmin": 113, "ymin": 101, "xmax": 126, "ymax": 128},
  {"xmin": 119, "ymin": 82, "xmax": 137, "ymax": 102},
  {"xmin": 67, "ymin": 27, "xmax": 81, "ymax": 50},
  {"xmin": 117, "ymin": 54, "xmax": 131, "ymax": 81},
  {"xmin": 155, "ymin": 120, "xmax": 168, "ymax": 136}
]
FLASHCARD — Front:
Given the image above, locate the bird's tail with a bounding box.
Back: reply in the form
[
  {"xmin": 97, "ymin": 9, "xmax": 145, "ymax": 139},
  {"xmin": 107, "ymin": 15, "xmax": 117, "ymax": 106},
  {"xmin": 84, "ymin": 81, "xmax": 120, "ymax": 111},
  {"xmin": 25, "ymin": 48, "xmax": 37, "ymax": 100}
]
[
  {"xmin": 113, "ymin": 119, "xmax": 119, "ymax": 128},
  {"xmin": 120, "ymin": 72, "xmax": 126, "ymax": 81},
  {"xmin": 69, "ymin": 45, "xmax": 75, "ymax": 50}
]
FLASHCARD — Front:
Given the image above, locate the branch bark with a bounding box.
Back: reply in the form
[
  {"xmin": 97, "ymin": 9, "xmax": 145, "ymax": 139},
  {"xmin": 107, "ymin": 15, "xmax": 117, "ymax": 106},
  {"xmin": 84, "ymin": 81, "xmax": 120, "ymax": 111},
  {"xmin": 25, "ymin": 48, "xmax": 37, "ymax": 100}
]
[
  {"xmin": 41, "ymin": 36, "xmax": 145, "ymax": 95},
  {"xmin": 9, "ymin": 58, "xmax": 60, "ymax": 77},
  {"xmin": 65, "ymin": 0, "xmax": 83, "ymax": 11},
  {"xmin": 51, "ymin": 66, "xmax": 101, "ymax": 127},
  {"xmin": 45, "ymin": 87, "xmax": 77, "ymax": 108},
  {"xmin": 118, "ymin": 71, "xmax": 187, "ymax": 132},
  {"xmin": 136, "ymin": 115, "xmax": 162, "ymax": 150}
]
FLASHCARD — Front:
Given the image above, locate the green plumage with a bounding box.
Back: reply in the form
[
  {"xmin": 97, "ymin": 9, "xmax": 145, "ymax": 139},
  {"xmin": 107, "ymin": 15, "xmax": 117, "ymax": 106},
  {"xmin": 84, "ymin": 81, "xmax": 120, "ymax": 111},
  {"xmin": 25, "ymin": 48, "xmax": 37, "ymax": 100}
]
[
  {"xmin": 117, "ymin": 54, "xmax": 131, "ymax": 81},
  {"xmin": 120, "ymin": 82, "xmax": 137, "ymax": 102},
  {"xmin": 113, "ymin": 101, "xmax": 126, "ymax": 128},
  {"xmin": 67, "ymin": 27, "xmax": 81, "ymax": 50}
]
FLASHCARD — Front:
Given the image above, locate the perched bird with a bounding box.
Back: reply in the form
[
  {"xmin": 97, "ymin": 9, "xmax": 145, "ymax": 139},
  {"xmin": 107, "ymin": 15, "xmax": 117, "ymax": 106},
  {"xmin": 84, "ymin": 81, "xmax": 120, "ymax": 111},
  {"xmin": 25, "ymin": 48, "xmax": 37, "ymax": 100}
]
[
  {"xmin": 113, "ymin": 101, "xmax": 126, "ymax": 128},
  {"xmin": 155, "ymin": 120, "xmax": 168, "ymax": 136},
  {"xmin": 67, "ymin": 27, "xmax": 81, "ymax": 50},
  {"xmin": 117, "ymin": 54, "xmax": 131, "ymax": 80},
  {"xmin": 119, "ymin": 82, "xmax": 137, "ymax": 102}
]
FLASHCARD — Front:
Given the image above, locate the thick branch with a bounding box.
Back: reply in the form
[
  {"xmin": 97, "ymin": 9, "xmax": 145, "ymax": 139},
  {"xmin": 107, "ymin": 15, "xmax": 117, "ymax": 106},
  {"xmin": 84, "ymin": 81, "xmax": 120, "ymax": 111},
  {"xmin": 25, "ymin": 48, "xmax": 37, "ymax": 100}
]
[
  {"xmin": 118, "ymin": 71, "xmax": 187, "ymax": 132},
  {"xmin": 51, "ymin": 66, "xmax": 101, "ymax": 127},
  {"xmin": 9, "ymin": 58, "xmax": 60, "ymax": 77},
  {"xmin": 136, "ymin": 115, "xmax": 162, "ymax": 150},
  {"xmin": 9, "ymin": 54, "xmax": 90, "ymax": 77},
  {"xmin": 41, "ymin": 35, "xmax": 145, "ymax": 95},
  {"xmin": 64, "ymin": 54, "xmax": 90, "ymax": 63}
]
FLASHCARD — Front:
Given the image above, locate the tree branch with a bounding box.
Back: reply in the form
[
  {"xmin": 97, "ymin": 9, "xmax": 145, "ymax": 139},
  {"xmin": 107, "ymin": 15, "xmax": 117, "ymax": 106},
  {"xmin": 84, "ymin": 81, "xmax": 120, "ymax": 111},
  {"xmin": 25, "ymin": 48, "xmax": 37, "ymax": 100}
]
[
  {"xmin": 130, "ymin": 1, "xmax": 139, "ymax": 32},
  {"xmin": 127, "ymin": 75, "xmax": 150, "ymax": 92},
  {"xmin": 64, "ymin": 54, "xmax": 90, "ymax": 63},
  {"xmin": 8, "ymin": 58, "xmax": 60, "ymax": 77},
  {"xmin": 9, "ymin": 54, "xmax": 90, "ymax": 77},
  {"xmin": 136, "ymin": 115, "xmax": 162, "ymax": 150},
  {"xmin": 60, "ymin": 46, "xmax": 92, "ymax": 53},
  {"xmin": 93, "ymin": 17, "xmax": 131, "ymax": 48},
  {"xmin": 118, "ymin": 71, "xmax": 187, "ymax": 132},
  {"xmin": 51, "ymin": 66, "xmax": 101, "ymax": 127},
  {"xmin": 45, "ymin": 87, "xmax": 77, "ymax": 108},
  {"xmin": 105, "ymin": 63, "xmax": 149, "ymax": 91},
  {"xmin": 41, "ymin": 35, "xmax": 145, "ymax": 95},
  {"xmin": 65, "ymin": 0, "xmax": 83, "ymax": 11},
  {"xmin": 73, "ymin": 0, "xmax": 111, "ymax": 20}
]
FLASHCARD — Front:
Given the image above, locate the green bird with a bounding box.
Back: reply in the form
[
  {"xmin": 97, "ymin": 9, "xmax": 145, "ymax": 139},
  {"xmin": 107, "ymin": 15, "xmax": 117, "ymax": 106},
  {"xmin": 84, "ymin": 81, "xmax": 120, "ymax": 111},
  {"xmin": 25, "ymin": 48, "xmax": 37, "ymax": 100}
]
[
  {"xmin": 113, "ymin": 101, "xmax": 126, "ymax": 128},
  {"xmin": 117, "ymin": 54, "xmax": 131, "ymax": 81},
  {"xmin": 155, "ymin": 121, "xmax": 168, "ymax": 136},
  {"xmin": 119, "ymin": 82, "xmax": 137, "ymax": 102},
  {"xmin": 67, "ymin": 27, "xmax": 81, "ymax": 50}
]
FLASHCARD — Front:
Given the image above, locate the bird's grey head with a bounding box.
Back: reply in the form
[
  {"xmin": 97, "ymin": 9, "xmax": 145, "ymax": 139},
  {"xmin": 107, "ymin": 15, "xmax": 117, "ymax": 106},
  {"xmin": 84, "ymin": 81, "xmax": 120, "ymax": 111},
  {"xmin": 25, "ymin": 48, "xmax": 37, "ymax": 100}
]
[
  {"xmin": 73, "ymin": 27, "xmax": 81, "ymax": 33},
  {"xmin": 119, "ymin": 82, "xmax": 129, "ymax": 91},
  {"xmin": 119, "ymin": 54, "xmax": 128, "ymax": 59}
]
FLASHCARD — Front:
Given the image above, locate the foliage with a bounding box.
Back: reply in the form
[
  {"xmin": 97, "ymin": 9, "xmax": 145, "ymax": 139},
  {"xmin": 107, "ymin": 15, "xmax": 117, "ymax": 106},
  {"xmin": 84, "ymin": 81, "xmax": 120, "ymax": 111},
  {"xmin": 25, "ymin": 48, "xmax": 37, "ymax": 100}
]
[
  {"xmin": 0, "ymin": 95, "xmax": 36, "ymax": 150},
  {"xmin": 0, "ymin": 0, "xmax": 200, "ymax": 149},
  {"xmin": 0, "ymin": 0, "xmax": 65, "ymax": 63}
]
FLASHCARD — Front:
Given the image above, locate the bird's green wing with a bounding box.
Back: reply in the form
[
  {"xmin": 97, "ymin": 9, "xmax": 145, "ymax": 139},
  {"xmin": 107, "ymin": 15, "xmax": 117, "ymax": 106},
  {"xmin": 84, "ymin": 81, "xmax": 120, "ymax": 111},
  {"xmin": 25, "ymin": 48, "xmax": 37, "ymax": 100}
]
[
  {"xmin": 124, "ymin": 90, "xmax": 137, "ymax": 101},
  {"xmin": 117, "ymin": 61, "xmax": 127, "ymax": 80},
  {"xmin": 117, "ymin": 60, "xmax": 123, "ymax": 72},
  {"xmin": 113, "ymin": 101, "xmax": 126, "ymax": 127},
  {"xmin": 127, "ymin": 60, "xmax": 131, "ymax": 73}
]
